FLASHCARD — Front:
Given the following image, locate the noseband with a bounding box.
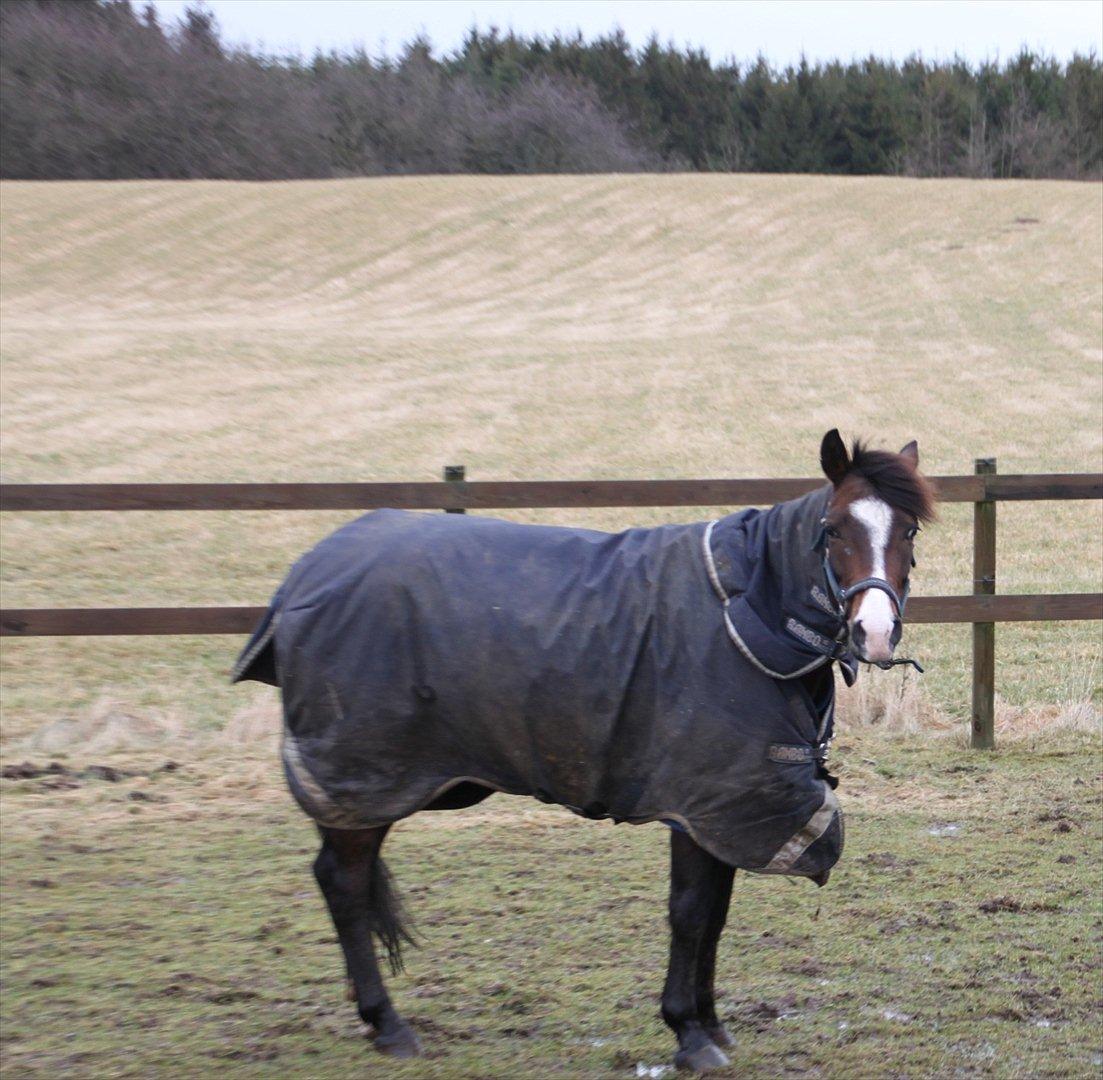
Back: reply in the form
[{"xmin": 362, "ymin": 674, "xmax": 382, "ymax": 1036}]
[{"xmin": 812, "ymin": 517, "xmax": 923, "ymax": 673}]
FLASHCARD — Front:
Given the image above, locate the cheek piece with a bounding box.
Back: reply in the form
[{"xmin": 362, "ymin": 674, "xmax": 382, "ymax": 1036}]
[{"xmin": 812, "ymin": 518, "xmax": 924, "ymax": 673}]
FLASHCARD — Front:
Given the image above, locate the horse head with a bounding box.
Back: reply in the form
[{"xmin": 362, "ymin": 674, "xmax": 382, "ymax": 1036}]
[{"xmin": 816, "ymin": 429, "xmax": 937, "ymax": 666}]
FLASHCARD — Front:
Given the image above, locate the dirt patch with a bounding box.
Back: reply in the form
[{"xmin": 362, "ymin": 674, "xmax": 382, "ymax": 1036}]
[
  {"xmin": 1, "ymin": 759, "xmax": 178, "ymax": 783},
  {"xmin": 725, "ymin": 994, "xmax": 803, "ymax": 1032},
  {"xmin": 205, "ymin": 989, "xmax": 262, "ymax": 1005},
  {"xmin": 782, "ymin": 957, "xmax": 826, "ymax": 978},
  {"xmin": 0, "ymin": 759, "xmax": 185, "ymax": 802},
  {"xmin": 979, "ymin": 896, "xmax": 1063, "ymax": 915},
  {"xmin": 861, "ymin": 851, "xmax": 919, "ymax": 870}
]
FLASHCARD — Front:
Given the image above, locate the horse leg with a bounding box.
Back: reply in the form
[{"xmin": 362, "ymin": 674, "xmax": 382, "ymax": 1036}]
[
  {"xmin": 695, "ymin": 859, "xmax": 735, "ymax": 1049},
  {"xmin": 312, "ymin": 824, "xmax": 421, "ymax": 1057},
  {"xmin": 661, "ymin": 829, "xmax": 733, "ymax": 1072}
]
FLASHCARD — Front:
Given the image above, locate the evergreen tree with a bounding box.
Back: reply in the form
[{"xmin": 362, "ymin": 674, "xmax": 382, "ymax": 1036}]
[{"xmin": 1, "ymin": 1, "xmax": 1099, "ymax": 179}]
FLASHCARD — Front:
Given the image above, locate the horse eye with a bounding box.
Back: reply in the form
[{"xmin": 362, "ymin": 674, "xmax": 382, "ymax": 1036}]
[
  {"xmin": 825, "ymin": 525, "xmax": 841, "ymax": 540},
  {"xmin": 905, "ymin": 526, "xmax": 919, "ymax": 541}
]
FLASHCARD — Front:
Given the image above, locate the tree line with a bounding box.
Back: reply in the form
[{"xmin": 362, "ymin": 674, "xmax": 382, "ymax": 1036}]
[{"xmin": 2, "ymin": 0, "xmax": 1100, "ymax": 180}]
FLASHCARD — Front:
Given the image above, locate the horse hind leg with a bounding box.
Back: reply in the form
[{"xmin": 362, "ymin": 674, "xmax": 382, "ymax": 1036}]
[{"xmin": 312, "ymin": 824, "xmax": 421, "ymax": 1057}]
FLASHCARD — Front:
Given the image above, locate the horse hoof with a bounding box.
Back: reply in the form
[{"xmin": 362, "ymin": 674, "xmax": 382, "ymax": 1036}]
[
  {"xmin": 374, "ymin": 1023, "xmax": 423, "ymax": 1058},
  {"xmin": 674, "ymin": 1041, "xmax": 730, "ymax": 1072},
  {"xmin": 706, "ymin": 1025, "xmax": 734, "ymax": 1048}
]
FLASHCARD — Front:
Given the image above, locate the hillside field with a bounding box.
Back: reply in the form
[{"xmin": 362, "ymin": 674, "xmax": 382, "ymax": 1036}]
[{"xmin": 1, "ymin": 175, "xmax": 1101, "ymax": 1078}]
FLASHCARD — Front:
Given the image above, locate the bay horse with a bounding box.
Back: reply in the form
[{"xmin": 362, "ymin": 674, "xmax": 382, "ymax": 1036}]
[{"xmin": 234, "ymin": 429, "xmax": 935, "ymax": 1072}]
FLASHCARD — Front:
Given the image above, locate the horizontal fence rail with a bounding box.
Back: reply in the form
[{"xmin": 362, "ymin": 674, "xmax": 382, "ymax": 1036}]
[
  {"xmin": 2, "ymin": 594, "xmax": 1102, "ymax": 638},
  {"xmin": 1, "ymin": 472, "xmax": 1100, "ymax": 513},
  {"xmin": 3, "ymin": 468, "xmax": 1101, "ymax": 751}
]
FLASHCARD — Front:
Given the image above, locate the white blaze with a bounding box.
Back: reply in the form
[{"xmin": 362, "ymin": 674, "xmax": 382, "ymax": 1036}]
[{"xmin": 849, "ymin": 496, "xmax": 897, "ymax": 647}]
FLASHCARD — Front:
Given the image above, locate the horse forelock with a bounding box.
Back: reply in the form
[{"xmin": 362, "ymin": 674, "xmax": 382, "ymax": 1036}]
[{"xmin": 841, "ymin": 440, "xmax": 936, "ymax": 524}]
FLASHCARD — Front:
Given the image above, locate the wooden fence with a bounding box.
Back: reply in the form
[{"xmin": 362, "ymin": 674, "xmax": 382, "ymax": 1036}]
[{"xmin": 1, "ymin": 462, "xmax": 1100, "ymax": 749}]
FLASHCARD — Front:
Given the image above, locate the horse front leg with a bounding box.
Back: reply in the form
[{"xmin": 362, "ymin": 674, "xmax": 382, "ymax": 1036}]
[
  {"xmin": 695, "ymin": 857, "xmax": 735, "ymax": 1049},
  {"xmin": 661, "ymin": 829, "xmax": 735, "ymax": 1072},
  {"xmin": 313, "ymin": 824, "xmax": 421, "ymax": 1057}
]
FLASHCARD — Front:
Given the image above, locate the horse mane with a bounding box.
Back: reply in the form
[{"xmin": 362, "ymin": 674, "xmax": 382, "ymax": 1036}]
[{"xmin": 847, "ymin": 440, "xmax": 937, "ymax": 523}]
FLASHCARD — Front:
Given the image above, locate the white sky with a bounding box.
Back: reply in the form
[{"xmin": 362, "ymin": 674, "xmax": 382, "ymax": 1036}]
[{"xmin": 148, "ymin": 1, "xmax": 1103, "ymax": 67}]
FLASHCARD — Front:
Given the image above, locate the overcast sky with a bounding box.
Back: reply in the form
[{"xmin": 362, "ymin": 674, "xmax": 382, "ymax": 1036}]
[{"xmin": 149, "ymin": 1, "xmax": 1103, "ymax": 67}]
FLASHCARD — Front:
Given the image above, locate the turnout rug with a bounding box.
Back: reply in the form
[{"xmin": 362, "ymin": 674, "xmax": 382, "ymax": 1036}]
[{"xmin": 235, "ymin": 488, "xmax": 856, "ymax": 880}]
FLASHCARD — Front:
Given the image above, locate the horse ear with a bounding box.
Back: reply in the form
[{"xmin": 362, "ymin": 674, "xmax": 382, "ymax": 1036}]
[
  {"xmin": 899, "ymin": 440, "xmax": 919, "ymax": 467},
  {"xmin": 820, "ymin": 429, "xmax": 850, "ymax": 486}
]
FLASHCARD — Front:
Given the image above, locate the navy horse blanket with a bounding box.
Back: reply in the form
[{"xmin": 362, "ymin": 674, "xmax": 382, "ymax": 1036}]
[{"xmin": 235, "ymin": 488, "xmax": 854, "ymax": 880}]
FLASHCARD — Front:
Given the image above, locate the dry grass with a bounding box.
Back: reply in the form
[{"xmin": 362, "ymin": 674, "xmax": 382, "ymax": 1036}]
[
  {"xmin": 1, "ymin": 174, "xmax": 1101, "ymax": 741},
  {"xmin": 839, "ymin": 663, "xmax": 1103, "ymax": 748},
  {"xmin": 837, "ymin": 667, "xmax": 947, "ymax": 735}
]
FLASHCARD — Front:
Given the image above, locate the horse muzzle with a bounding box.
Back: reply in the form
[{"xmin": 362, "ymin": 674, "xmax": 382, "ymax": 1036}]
[{"xmin": 849, "ymin": 609, "xmax": 902, "ymax": 663}]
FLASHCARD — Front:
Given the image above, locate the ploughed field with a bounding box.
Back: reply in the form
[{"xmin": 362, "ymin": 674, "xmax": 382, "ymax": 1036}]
[{"xmin": 1, "ymin": 175, "xmax": 1101, "ymax": 1077}]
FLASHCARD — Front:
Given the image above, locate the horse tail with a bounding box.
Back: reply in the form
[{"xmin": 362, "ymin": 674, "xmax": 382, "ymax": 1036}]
[{"xmin": 370, "ymin": 854, "xmax": 416, "ymax": 975}]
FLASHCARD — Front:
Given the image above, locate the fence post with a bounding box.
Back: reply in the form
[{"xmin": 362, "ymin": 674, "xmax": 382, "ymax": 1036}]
[
  {"xmin": 971, "ymin": 458, "xmax": 997, "ymax": 749},
  {"xmin": 443, "ymin": 464, "xmax": 466, "ymax": 513}
]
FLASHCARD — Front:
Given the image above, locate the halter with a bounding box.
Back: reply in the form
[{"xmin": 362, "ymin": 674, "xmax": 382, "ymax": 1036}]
[
  {"xmin": 822, "ymin": 557, "xmax": 910, "ymax": 618},
  {"xmin": 812, "ymin": 517, "xmax": 923, "ymax": 673}
]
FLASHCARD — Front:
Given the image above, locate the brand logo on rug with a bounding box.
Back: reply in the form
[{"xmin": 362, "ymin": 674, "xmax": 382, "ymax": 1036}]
[
  {"xmin": 768, "ymin": 744, "xmax": 814, "ymax": 764},
  {"xmin": 785, "ymin": 616, "xmax": 830, "ymax": 653},
  {"xmin": 810, "ymin": 585, "xmax": 836, "ymax": 613}
]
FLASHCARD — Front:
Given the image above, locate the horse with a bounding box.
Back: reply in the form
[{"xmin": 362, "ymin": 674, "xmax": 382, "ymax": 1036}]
[{"xmin": 233, "ymin": 428, "xmax": 935, "ymax": 1072}]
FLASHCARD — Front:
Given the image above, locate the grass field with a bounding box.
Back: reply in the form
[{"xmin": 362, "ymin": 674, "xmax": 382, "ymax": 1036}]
[{"xmin": 1, "ymin": 175, "xmax": 1102, "ymax": 1077}]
